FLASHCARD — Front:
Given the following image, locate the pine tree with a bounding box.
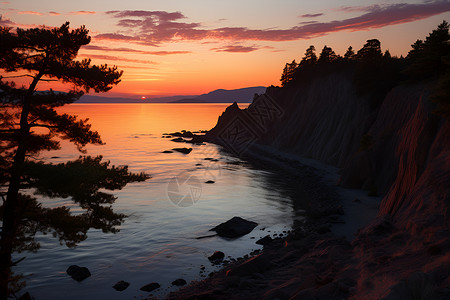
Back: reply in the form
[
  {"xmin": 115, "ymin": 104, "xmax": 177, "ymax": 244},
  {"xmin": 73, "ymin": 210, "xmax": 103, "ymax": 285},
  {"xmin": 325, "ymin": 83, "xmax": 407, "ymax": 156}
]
[
  {"xmin": 0, "ymin": 23, "xmax": 148, "ymax": 298},
  {"xmin": 318, "ymin": 45, "xmax": 338, "ymax": 63},
  {"xmin": 344, "ymin": 46, "xmax": 355, "ymax": 60},
  {"xmin": 300, "ymin": 45, "xmax": 317, "ymax": 66}
]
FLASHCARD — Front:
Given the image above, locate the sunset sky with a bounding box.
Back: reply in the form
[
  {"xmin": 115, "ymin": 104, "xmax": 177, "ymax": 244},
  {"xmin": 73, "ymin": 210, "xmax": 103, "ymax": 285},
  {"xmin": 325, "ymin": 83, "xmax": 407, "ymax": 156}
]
[{"xmin": 1, "ymin": 0, "xmax": 450, "ymax": 98}]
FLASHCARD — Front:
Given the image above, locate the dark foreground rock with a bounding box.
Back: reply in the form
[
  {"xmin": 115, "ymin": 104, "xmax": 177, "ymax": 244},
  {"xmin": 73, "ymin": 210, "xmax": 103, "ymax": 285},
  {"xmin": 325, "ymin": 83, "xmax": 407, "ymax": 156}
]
[
  {"xmin": 210, "ymin": 216, "xmax": 258, "ymax": 238},
  {"xmin": 172, "ymin": 147, "xmax": 192, "ymax": 154},
  {"xmin": 112, "ymin": 280, "xmax": 130, "ymax": 291},
  {"xmin": 208, "ymin": 251, "xmax": 225, "ymax": 262},
  {"xmin": 66, "ymin": 265, "xmax": 91, "ymax": 282},
  {"xmin": 255, "ymin": 235, "xmax": 273, "ymax": 245},
  {"xmin": 140, "ymin": 282, "xmax": 160, "ymax": 292},
  {"xmin": 172, "ymin": 279, "xmax": 187, "ymax": 286},
  {"xmin": 205, "ymin": 180, "xmax": 215, "ymax": 184}
]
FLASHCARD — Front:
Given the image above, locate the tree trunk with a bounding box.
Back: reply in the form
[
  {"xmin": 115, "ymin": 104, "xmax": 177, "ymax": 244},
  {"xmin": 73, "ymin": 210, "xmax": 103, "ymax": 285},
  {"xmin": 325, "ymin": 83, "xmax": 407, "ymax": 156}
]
[{"xmin": 0, "ymin": 73, "xmax": 40, "ymax": 299}]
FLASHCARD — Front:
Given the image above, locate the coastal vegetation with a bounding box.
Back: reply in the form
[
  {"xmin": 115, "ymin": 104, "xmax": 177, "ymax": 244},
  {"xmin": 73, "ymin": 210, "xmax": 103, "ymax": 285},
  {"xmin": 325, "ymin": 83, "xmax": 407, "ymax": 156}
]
[
  {"xmin": 0, "ymin": 23, "xmax": 148, "ymax": 298},
  {"xmin": 280, "ymin": 21, "xmax": 450, "ymax": 117}
]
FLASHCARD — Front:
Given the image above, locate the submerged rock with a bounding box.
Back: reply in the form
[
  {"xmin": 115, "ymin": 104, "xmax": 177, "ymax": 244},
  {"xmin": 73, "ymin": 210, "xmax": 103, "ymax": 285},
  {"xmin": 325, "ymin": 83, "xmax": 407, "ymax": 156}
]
[
  {"xmin": 66, "ymin": 265, "xmax": 91, "ymax": 282},
  {"xmin": 140, "ymin": 282, "xmax": 160, "ymax": 292},
  {"xmin": 113, "ymin": 280, "xmax": 130, "ymax": 291},
  {"xmin": 172, "ymin": 278, "xmax": 187, "ymax": 286},
  {"xmin": 172, "ymin": 147, "xmax": 192, "ymax": 154},
  {"xmin": 210, "ymin": 216, "xmax": 258, "ymax": 238},
  {"xmin": 208, "ymin": 251, "xmax": 225, "ymax": 262}
]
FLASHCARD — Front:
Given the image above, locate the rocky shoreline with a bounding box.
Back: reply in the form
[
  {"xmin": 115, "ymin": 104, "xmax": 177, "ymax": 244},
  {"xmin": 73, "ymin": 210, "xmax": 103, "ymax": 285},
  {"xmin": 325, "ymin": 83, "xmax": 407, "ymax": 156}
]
[
  {"xmin": 165, "ymin": 144, "xmax": 369, "ymax": 299},
  {"xmin": 165, "ymin": 142, "xmax": 449, "ymax": 300},
  {"xmin": 163, "ymin": 74, "xmax": 450, "ymax": 298}
]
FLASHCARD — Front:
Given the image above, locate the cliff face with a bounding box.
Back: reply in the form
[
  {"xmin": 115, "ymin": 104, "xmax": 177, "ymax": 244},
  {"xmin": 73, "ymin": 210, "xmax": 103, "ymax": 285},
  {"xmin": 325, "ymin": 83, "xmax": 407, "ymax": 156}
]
[
  {"xmin": 207, "ymin": 70, "xmax": 449, "ymax": 235},
  {"xmin": 206, "ymin": 72, "xmax": 450, "ymax": 297}
]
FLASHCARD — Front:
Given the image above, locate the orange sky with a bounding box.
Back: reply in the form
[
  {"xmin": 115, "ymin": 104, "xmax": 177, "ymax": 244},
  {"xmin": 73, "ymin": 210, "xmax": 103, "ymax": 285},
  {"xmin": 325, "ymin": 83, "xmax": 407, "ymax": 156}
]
[{"xmin": 1, "ymin": 1, "xmax": 450, "ymax": 98}]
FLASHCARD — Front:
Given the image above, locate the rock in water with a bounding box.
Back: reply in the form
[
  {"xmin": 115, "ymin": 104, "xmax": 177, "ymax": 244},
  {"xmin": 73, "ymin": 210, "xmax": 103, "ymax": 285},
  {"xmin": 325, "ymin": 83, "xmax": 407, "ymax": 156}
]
[
  {"xmin": 172, "ymin": 147, "xmax": 193, "ymax": 154},
  {"xmin": 208, "ymin": 251, "xmax": 225, "ymax": 262},
  {"xmin": 140, "ymin": 282, "xmax": 160, "ymax": 292},
  {"xmin": 113, "ymin": 280, "xmax": 130, "ymax": 291},
  {"xmin": 205, "ymin": 180, "xmax": 215, "ymax": 184},
  {"xmin": 171, "ymin": 137, "xmax": 185, "ymax": 142},
  {"xmin": 210, "ymin": 216, "xmax": 258, "ymax": 238},
  {"xmin": 66, "ymin": 265, "xmax": 91, "ymax": 282},
  {"xmin": 172, "ymin": 278, "xmax": 187, "ymax": 286}
]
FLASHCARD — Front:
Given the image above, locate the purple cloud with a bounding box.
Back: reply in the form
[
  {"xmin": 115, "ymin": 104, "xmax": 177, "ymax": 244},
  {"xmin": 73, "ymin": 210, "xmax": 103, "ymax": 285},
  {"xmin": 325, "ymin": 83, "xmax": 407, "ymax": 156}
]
[
  {"xmin": 0, "ymin": 15, "xmax": 16, "ymax": 26},
  {"xmin": 300, "ymin": 13, "xmax": 324, "ymax": 18},
  {"xmin": 82, "ymin": 45, "xmax": 191, "ymax": 55},
  {"xmin": 99, "ymin": 1, "xmax": 450, "ymax": 45},
  {"xmin": 211, "ymin": 44, "xmax": 260, "ymax": 53}
]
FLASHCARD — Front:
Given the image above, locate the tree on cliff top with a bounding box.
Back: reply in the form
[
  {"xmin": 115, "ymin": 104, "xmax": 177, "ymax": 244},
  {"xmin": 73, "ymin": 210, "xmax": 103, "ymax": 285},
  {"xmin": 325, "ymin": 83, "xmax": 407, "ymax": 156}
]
[
  {"xmin": 0, "ymin": 22, "xmax": 148, "ymax": 298},
  {"xmin": 406, "ymin": 20, "xmax": 450, "ymax": 79},
  {"xmin": 300, "ymin": 45, "xmax": 317, "ymax": 66}
]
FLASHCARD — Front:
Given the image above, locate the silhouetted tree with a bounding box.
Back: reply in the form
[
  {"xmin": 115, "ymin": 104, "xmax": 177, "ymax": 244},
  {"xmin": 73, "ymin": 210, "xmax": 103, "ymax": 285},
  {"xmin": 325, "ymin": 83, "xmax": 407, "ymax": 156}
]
[
  {"xmin": 405, "ymin": 20, "xmax": 450, "ymax": 80},
  {"xmin": 280, "ymin": 59, "xmax": 298, "ymax": 86},
  {"xmin": 318, "ymin": 45, "xmax": 338, "ymax": 64},
  {"xmin": 0, "ymin": 22, "xmax": 148, "ymax": 298},
  {"xmin": 356, "ymin": 39, "xmax": 383, "ymax": 62},
  {"xmin": 300, "ymin": 45, "xmax": 317, "ymax": 66},
  {"xmin": 344, "ymin": 46, "xmax": 356, "ymax": 60},
  {"xmin": 384, "ymin": 50, "xmax": 392, "ymax": 59}
]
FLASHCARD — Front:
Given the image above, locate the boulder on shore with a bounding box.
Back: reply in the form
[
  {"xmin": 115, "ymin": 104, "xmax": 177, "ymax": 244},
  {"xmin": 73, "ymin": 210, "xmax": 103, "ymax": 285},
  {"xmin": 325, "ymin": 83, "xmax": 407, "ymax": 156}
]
[
  {"xmin": 66, "ymin": 265, "xmax": 91, "ymax": 282},
  {"xmin": 210, "ymin": 216, "xmax": 258, "ymax": 238},
  {"xmin": 172, "ymin": 278, "xmax": 187, "ymax": 286},
  {"xmin": 208, "ymin": 251, "xmax": 225, "ymax": 262},
  {"xmin": 256, "ymin": 235, "xmax": 273, "ymax": 245}
]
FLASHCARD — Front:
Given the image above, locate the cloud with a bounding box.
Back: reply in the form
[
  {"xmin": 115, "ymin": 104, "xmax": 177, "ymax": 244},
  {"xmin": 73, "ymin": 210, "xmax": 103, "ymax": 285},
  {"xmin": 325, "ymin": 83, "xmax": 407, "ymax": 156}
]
[
  {"xmin": 82, "ymin": 45, "xmax": 191, "ymax": 55},
  {"xmin": 18, "ymin": 11, "xmax": 43, "ymax": 16},
  {"xmin": 337, "ymin": 5, "xmax": 382, "ymax": 13},
  {"xmin": 70, "ymin": 11, "xmax": 96, "ymax": 15},
  {"xmin": 299, "ymin": 21, "xmax": 319, "ymax": 25},
  {"xmin": 211, "ymin": 44, "xmax": 260, "ymax": 53},
  {"xmin": 0, "ymin": 15, "xmax": 16, "ymax": 26},
  {"xmin": 100, "ymin": 1, "xmax": 450, "ymax": 45},
  {"xmin": 300, "ymin": 13, "xmax": 324, "ymax": 18},
  {"xmin": 49, "ymin": 11, "xmax": 61, "ymax": 16},
  {"xmin": 78, "ymin": 54, "xmax": 158, "ymax": 65}
]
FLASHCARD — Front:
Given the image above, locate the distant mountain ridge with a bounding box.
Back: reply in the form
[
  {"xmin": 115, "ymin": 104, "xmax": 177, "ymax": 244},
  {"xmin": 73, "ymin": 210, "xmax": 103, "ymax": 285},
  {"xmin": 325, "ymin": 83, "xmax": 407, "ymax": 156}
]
[
  {"xmin": 171, "ymin": 86, "xmax": 266, "ymax": 103},
  {"xmin": 76, "ymin": 86, "xmax": 266, "ymax": 103}
]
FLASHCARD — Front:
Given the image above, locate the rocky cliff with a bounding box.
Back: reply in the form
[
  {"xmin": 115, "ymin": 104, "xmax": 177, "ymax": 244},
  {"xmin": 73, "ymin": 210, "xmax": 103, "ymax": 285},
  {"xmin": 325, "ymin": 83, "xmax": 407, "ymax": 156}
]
[
  {"xmin": 207, "ymin": 70, "xmax": 448, "ymax": 225},
  {"xmin": 205, "ymin": 69, "xmax": 450, "ymax": 298}
]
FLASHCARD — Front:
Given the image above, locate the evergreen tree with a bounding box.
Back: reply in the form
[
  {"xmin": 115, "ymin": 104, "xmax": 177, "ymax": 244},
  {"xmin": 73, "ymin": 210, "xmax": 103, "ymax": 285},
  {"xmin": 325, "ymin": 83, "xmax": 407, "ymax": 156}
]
[
  {"xmin": 344, "ymin": 46, "xmax": 355, "ymax": 60},
  {"xmin": 356, "ymin": 39, "xmax": 383, "ymax": 62},
  {"xmin": 405, "ymin": 20, "xmax": 450, "ymax": 79},
  {"xmin": 0, "ymin": 23, "xmax": 148, "ymax": 298},
  {"xmin": 318, "ymin": 45, "xmax": 338, "ymax": 63},
  {"xmin": 300, "ymin": 45, "xmax": 317, "ymax": 66},
  {"xmin": 280, "ymin": 59, "xmax": 298, "ymax": 86}
]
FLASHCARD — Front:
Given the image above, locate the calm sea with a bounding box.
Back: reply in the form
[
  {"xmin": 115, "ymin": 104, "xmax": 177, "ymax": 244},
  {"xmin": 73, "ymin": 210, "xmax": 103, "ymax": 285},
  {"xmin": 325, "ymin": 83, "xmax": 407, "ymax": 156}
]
[{"xmin": 13, "ymin": 103, "xmax": 302, "ymax": 299}]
